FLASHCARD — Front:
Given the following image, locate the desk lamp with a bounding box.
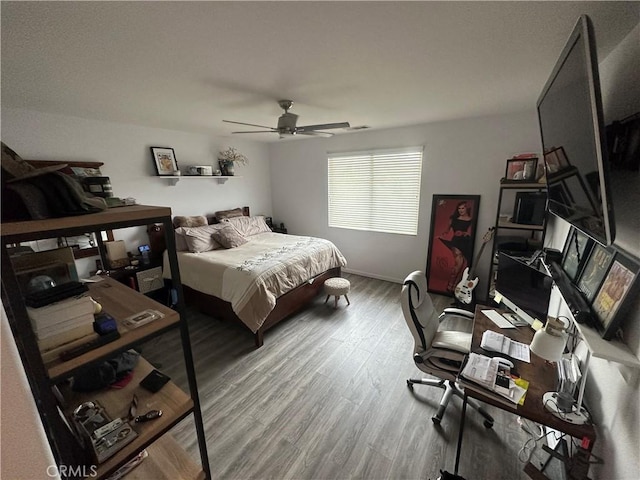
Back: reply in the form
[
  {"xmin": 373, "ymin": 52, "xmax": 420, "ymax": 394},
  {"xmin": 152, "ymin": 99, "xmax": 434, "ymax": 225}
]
[{"xmin": 530, "ymin": 317, "xmax": 589, "ymax": 425}]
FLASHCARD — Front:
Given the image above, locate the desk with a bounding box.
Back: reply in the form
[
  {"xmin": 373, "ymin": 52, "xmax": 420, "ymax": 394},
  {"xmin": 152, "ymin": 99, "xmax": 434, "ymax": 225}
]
[{"xmin": 453, "ymin": 306, "xmax": 597, "ymax": 479}]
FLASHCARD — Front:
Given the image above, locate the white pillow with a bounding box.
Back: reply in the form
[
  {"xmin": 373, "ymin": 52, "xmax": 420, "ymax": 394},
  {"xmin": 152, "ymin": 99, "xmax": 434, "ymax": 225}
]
[
  {"xmin": 175, "ymin": 224, "xmax": 226, "ymax": 253},
  {"xmin": 222, "ymin": 215, "xmax": 272, "ymax": 237}
]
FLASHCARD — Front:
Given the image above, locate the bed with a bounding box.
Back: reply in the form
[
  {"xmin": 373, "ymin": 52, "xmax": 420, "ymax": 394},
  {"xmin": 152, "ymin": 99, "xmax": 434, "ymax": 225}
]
[{"xmin": 150, "ymin": 207, "xmax": 346, "ymax": 347}]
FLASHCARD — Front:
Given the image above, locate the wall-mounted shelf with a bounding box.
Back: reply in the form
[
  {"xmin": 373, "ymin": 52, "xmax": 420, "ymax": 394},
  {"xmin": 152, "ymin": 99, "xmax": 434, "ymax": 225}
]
[{"xmin": 159, "ymin": 175, "xmax": 240, "ymax": 186}]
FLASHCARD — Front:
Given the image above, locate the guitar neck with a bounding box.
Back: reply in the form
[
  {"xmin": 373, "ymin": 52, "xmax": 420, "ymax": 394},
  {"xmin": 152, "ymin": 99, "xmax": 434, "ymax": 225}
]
[{"xmin": 468, "ymin": 231, "xmax": 494, "ymax": 278}]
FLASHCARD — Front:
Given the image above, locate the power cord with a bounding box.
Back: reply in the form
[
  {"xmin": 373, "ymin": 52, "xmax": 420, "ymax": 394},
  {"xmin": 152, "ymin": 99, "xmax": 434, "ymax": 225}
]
[{"xmin": 517, "ymin": 417, "xmax": 545, "ymax": 463}]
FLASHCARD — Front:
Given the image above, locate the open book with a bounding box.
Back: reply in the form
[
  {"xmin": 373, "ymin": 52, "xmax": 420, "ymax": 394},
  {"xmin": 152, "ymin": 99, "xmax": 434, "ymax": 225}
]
[
  {"xmin": 480, "ymin": 330, "xmax": 531, "ymax": 363},
  {"xmin": 459, "ymin": 353, "xmax": 528, "ymax": 405}
]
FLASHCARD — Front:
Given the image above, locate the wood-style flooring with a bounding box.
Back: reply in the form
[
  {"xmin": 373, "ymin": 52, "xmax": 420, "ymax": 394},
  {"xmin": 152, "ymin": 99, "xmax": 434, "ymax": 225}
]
[{"xmin": 141, "ymin": 273, "xmax": 561, "ymax": 480}]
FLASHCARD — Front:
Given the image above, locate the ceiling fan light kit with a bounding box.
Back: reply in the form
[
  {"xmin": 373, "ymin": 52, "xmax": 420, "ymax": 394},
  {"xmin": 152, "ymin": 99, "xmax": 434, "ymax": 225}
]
[{"xmin": 223, "ymin": 100, "xmax": 350, "ymax": 138}]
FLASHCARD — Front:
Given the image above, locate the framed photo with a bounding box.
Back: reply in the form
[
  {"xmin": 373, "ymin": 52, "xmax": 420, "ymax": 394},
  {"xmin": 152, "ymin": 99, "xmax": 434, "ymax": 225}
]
[
  {"xmin": 591, "ymin": 252, "xmax": 639, "ymax": 340},
  {"xmin": 505, "ymin": 158, "xmax": 538, "ymax": 182},
  {"xmin": 150, "ymin": 147, "xmax": 178, "ymax": 176},
  {"xmin": 544, "ymin": 146, "xmax": 570, "ymax": 175},
  {"xmin": 576, "ymin": 243, "xmax": 615, "ymax": 302},
  {"xmin": 561, "ymin": 227, "xmax": 593, "ymax": 282},
  {"xmin": 426, "ymin": 194, "xmax": 480, "ymax": 297}
]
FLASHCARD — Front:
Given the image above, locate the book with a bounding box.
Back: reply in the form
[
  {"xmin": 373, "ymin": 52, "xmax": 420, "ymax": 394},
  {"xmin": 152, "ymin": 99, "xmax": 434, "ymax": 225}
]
[
  {"xmin": 459, "ymin": 353, "xmax": 528, "ymax": 405},
  {"xmin": 36, "ymin": 322, "xmax": 96, "ymax": 351},
  {"xmin": 27, "ymin": 296, "xmax": 95, "ymax": 340},
  {"xmin": 39, "ymin": 331, "xmax": 100, "ymax": 363},
  {"xmin": 480, "ymin": 330, "xmax": 531, "ymax": 362}
]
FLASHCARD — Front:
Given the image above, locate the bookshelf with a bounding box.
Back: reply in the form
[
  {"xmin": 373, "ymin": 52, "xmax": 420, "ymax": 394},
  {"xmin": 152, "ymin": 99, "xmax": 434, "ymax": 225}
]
[
  {"xmin": 486, "ymin": 181, "xmax": 547, "ymax": 301},
  {"xmin": 1, "ymin": 205, "xmax": 210, "ymax": 479}
]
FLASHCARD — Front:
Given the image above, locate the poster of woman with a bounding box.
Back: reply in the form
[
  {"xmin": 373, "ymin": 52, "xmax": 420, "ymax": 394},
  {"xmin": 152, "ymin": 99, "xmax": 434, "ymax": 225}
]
[{"xmin": 426, "ymin": 195, "xmax": 480, "ymax": 296}]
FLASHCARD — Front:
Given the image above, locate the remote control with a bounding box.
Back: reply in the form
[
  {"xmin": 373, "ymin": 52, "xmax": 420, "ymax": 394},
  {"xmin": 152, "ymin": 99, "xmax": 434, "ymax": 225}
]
[{"xmin": 60, "ymin": 330, "xmax": 121, "ymax": 361}]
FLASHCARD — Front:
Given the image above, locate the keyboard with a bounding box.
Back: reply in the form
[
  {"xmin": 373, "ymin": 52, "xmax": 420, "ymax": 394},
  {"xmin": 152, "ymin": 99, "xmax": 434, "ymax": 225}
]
[{"xmin": 25, "ymin": 281, "xmax": 89, "ymax": 308}]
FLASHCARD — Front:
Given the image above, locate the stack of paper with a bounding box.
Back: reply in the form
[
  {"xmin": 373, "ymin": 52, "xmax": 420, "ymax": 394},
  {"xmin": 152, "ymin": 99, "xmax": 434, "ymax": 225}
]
[
  {"xmin": 480, "ymin": 330, "xmax": 531, "ymax": 363},
  {"xmin": 27, "ymin": 295, "xmax": 95, "ymax": 351}
]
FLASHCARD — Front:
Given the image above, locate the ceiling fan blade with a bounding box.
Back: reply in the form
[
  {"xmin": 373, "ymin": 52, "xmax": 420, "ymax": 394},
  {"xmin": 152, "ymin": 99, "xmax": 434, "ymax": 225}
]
[
  {"xmin": 231, "ymin": 130, "xmax": 277, "ymax": 134},
  {"xmin": 296, "ymin": 122, "xmax": 351, "ymax": 132},
  {"xmin": 298, "ymin": 131, "xmax": 334, "ymax": 137},
  {"xmin": 223, "ymin": 119, "xmax": 275, "ymax": 130}
]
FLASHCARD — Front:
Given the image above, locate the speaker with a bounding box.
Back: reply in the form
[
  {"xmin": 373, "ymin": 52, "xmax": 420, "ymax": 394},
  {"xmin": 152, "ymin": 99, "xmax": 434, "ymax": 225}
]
[{"xmin": 513, "ymin": 192, "xmax": 547, "ymax": 225}]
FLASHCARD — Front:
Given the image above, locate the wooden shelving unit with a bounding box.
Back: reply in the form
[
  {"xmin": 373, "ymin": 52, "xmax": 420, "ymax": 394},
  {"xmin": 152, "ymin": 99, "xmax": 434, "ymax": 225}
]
[{"xmin": 1, "ymin": 205, "xmax": 210, "ymax": 479}]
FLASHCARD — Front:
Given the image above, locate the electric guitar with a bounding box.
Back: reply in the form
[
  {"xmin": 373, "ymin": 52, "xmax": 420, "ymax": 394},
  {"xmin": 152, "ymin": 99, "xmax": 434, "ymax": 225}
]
[{"xmin": 454, "ymin": 227, "xmax": 496, "ymax": 305}]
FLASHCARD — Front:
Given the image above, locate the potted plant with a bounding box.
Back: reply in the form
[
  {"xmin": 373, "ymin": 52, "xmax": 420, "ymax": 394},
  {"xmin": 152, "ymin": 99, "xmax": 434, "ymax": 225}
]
[{"xmin": 218, "ymin": 147, "xmax": 248, "ymax": 176}]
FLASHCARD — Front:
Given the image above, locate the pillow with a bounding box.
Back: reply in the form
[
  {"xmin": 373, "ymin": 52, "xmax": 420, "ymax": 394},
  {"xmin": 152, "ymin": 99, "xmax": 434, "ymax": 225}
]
[
  {"xmin": 175, "ymin": 225, "xmax": 225, "ymax": 253},
  {"xmin": 211, "ymin": 224, "xmax": 248, "ymax": 249},
  {"xmin": 173, "ymin": 215, "xmax": 207, "ymax": 228},
  {"xmin": 214, "ymin": 208, "xmax": 244, "ymax": 222},
  {"xmin": 174, "ymin": 227, "xmax": 189, "ymax": 252},
  {"xmin": 222, "ymin": 215, "xmax": 272, "ymax": 237}
]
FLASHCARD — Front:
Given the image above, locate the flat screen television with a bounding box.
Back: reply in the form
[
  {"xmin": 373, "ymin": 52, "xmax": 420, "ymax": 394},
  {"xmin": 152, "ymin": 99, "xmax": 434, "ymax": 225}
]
[
  {"xmin": 537, "ymin": 15, "xmax": 615, "ymax": 246},
  {"xmin": 495, "ymin": 253, "xmax": 553, "ymax": 326}
]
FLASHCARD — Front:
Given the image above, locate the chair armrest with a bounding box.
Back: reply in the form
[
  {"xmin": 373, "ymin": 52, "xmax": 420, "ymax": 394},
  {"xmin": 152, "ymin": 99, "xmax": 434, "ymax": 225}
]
[{"xmin": 440, "ymin": 307, "xmax": 474, "ymax": 320}]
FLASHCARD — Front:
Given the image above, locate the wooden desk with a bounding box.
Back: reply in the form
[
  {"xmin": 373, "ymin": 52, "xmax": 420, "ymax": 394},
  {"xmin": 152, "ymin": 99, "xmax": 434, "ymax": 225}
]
[{"xmin": 453, "ymin": 305, "xmax": 597, "ymax": 479}]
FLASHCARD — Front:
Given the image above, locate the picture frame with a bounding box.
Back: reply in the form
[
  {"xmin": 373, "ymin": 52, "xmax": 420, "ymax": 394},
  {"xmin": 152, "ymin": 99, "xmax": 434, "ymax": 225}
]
[
  {"xmin": 504, "ymin": 158, "xmax": 538, "ymax": 182},
  {"xmin": 426, "ymin": 194, "xmax": 480, "ymax": 297},
  {"xmin": 591, "ymin": 251, "xmax": 639, "ymax": 340},
  {"xmin": 561, "ymin": 227, "xmax": 593, "ymax": 282},
  {"xmin": 150, "ymin": 147, "xmax": 179, "ymax": 176},
  {"xmin": 576, "ymin": 243, "xmax": 615, "ymax": 303},
  {"xmin": 543, "ymin": 146, "xmax": 570, "ymax": 175}
]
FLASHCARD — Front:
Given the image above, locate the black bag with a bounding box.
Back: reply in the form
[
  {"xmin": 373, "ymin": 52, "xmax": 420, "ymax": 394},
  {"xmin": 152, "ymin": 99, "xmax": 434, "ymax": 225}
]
[{"xmin": 72, "ymin": 350, "xmax": 140, "ymax": 392}]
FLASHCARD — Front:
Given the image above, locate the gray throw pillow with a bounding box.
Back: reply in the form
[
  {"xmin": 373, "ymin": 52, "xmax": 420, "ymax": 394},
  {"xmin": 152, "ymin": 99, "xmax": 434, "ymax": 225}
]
[{"xmin": 211, "ymin": 224, "xmax": 248, "ymax": 249}]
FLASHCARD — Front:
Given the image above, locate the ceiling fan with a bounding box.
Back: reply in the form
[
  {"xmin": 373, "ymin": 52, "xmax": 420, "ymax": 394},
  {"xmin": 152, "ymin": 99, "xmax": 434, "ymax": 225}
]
[{"xmin": 223, "ymin": 100, "xmax": 350, "ymax": 138}]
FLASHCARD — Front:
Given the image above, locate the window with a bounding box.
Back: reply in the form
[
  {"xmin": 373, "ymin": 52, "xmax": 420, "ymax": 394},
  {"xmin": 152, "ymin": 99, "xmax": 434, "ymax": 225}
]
[{"xmin": 328, "ymin": 147, "xmax": 423, "ymax": 235}]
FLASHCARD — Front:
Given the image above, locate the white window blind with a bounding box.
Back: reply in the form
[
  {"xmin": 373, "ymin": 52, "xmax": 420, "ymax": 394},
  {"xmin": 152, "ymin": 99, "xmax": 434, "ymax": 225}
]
[{"xmin": 328, "ymin": 147, "xmax": 423, "ymax": 235}]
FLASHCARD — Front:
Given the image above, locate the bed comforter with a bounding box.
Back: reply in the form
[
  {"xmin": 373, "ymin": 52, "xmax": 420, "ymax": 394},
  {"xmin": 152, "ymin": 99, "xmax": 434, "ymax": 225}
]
[{"xmin": 164, "ymin": 232, "xmax": 346, "ymax": 332}]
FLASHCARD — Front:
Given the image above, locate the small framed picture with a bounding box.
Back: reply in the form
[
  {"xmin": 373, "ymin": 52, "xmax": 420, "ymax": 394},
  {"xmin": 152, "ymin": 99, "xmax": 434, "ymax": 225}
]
[
  {"xmin": 505, "ymin": 158, "xmax": 538, "ymax": 182},
  {"xmin": 150, "ymin": 147, "xmax": 179, "ymax": 176},
  {"xmin": 544, "ymin": 146, "xmax": 570, "ymax": 175},
  {"xmin": 576, "ymin": 243, "xmax": 615, "ymax": 302},
  {"xmin": 561, "ymin": 227, "xmax": 593, "ymax": 282},
  {"xmin": 591, "ymin": 252, "xmax": 639, "ymax": 340}
]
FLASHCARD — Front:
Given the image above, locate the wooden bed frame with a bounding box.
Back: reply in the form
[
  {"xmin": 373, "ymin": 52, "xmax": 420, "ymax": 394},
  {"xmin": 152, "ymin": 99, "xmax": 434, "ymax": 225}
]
[
  {"xmin": 183, "ymin": 267, "xmax": 340, "ymax": 347},
  {"xmin": 148, "ymin": 207, "xmax": 341, "ymax": 347}
]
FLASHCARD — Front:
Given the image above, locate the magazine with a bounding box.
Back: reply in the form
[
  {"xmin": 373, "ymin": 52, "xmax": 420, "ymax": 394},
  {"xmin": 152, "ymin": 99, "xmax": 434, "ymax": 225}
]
[{"xmin": 459, "ymin": 353, "xmax": 528, "ymax": 405}]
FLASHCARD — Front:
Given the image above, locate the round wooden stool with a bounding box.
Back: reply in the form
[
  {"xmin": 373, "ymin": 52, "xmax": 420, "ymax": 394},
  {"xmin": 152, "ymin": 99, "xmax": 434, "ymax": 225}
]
[{"xmin": 324, "ymin": 277, "xmax": 351, "ymax": 309}]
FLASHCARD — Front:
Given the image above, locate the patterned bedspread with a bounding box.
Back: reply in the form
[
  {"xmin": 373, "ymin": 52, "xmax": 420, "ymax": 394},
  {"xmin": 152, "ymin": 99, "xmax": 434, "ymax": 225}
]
[{"xmin": 164, "ymin": 232, "xmax": 347, "ymax": 332}]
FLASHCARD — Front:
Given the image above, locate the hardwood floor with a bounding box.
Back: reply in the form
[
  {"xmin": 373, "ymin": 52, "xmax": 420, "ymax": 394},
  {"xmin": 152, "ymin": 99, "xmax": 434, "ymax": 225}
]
[{"xmin": 141, "ymin": 273, "xmax": 561, "ymax": 480}]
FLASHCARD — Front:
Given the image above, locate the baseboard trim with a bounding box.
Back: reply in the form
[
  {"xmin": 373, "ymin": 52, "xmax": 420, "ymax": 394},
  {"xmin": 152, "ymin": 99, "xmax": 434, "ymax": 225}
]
[{"xmin": 342, "ymin": 268, "xmax": 402, "ymax": 284}]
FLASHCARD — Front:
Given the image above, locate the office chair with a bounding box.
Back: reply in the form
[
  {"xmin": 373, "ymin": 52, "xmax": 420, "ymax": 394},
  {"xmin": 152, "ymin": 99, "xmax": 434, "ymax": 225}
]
[{"xmin": 402, "ymin": 270, "xmax": 494, "ymax": 428}]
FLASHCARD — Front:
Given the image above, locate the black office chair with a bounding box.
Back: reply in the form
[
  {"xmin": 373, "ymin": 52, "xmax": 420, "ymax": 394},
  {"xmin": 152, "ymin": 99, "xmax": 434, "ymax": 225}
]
[{"xmin": 401, "ymin": 270, "xmax": 494, "ymax": 428}]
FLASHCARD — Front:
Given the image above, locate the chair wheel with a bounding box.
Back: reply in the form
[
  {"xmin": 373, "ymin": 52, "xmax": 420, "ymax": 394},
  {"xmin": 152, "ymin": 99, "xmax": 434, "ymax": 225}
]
[
  {"xmin": 406, "ymin": 380, "xmax": 414, "ymax": 390},
  {"xmin": 484, "ymin": 420, "xmax": 494, "ymax": 429},
  {"xmin": 432, "ymin": 416, "xmax": 441, "ymax": 425}
]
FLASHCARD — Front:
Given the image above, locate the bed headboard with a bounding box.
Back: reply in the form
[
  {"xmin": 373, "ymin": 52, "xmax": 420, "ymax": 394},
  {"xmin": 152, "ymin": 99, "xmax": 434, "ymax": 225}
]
[
  {"xmin": 207, "ymin": 206, "xmax": 250, "ymax": 225},
  {"xmin": 147, "ymin": 206, "xmax": 250, "ymax": 257}
]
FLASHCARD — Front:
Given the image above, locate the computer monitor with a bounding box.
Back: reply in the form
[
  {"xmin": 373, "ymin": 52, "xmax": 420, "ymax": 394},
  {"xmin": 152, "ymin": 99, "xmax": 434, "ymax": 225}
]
[{"xmin": 495, "ymin": 252, "xmax": 553, "ymax": 325}]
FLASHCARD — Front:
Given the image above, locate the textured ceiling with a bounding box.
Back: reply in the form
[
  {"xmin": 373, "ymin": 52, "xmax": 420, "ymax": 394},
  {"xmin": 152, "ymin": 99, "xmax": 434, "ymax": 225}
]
[{"xmin": 2, "ymin": 2, "xmax": 638, "ymax": 142}]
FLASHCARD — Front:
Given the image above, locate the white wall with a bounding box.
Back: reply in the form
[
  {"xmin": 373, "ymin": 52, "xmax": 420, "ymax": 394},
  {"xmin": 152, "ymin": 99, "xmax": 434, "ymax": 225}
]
[
  {"xmin": 1, "ymin": 302, "xmax": 60, "ymax": 480},
  {"xmin": 2, "ymin": 108, "xmax": 272, "ymax": 274},
  {"xmin": 269, "ymin": 110, "xmax": 541, "ymax": 294}
]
